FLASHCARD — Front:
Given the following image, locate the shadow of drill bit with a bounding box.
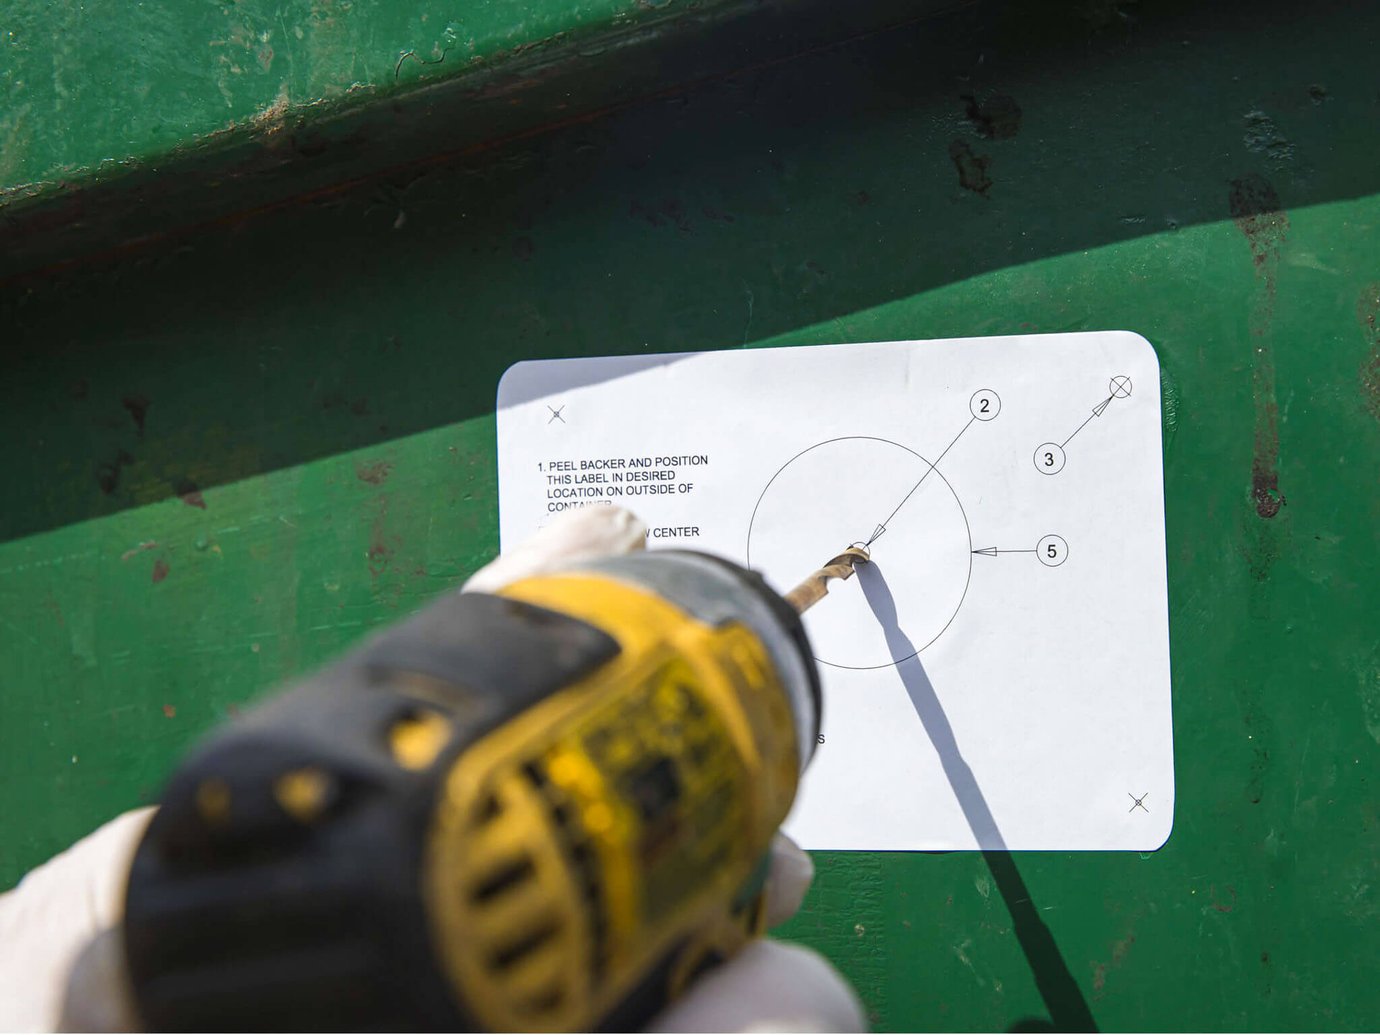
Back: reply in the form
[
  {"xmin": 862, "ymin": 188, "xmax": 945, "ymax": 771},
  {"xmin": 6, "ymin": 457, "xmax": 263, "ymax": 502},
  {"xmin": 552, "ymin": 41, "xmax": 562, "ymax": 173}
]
[{"xmin": 856, "ymin": 562, "xmax": 1097, "ymax": 1033}]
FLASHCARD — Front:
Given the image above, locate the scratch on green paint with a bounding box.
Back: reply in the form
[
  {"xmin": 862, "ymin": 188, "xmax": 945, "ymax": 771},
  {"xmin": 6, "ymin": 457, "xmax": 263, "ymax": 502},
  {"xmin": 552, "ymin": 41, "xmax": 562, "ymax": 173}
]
[{"xmin": 1, "ymin": 0, "xmax": 714, "ymax": 205}]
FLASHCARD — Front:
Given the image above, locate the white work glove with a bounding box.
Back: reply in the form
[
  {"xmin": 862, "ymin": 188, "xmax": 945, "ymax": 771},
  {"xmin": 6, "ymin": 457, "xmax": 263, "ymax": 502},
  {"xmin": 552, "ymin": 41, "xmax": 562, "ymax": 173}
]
[{"xmin": 0, "ymin": 506, "xmax": 865, "ymax": 1033}]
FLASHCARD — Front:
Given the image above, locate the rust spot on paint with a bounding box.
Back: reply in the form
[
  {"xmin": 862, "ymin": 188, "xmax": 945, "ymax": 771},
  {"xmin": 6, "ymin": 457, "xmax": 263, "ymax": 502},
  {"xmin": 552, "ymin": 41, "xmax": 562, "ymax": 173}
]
[
  {"xmin": 962, "ymin": 94, "xmax": 1022, "ymax": 139},
  {"xmin": 1210, "ymin": 884, "xmax": 1237, "ymax": 913},
  {"xmin": 512, "ymin": 236, "xmax": 535, "ymax": 260},
  {"xmin": 69, "ymin": 378, "xmax": 90, "ymax": 401},
  {"xmin": 121, "ymin": 540, "xmax": 158, "ymax": 562},
  {"xmin": 174, "ymin": 477, "xmax": 206, "ymax": 509},
  {"xmin": 1361, "ymin": 357, "xmax": 1380, "ymax": 419},
  {"xmin": 151, "ymin": 559, "xmax": 170, "ymax": 583},
  {"xmin": 1358, "ymin": 283, "xmax": 1380, "ymax": 335},
  {"xmin": 162, "ymin": 703, "xmax": 177, "ymax": 718},
  {"xmin": 356, "ymin": 459, "xmax": 393, "ymax": 485},
  {"xmin": 1357, "ymin": 283, "xmax": 1380, "ymax": 423},
  {"xmin": 366, "ymin": 497, "xmax": 396, "ymax": 581},
  {"xmin": 367, "ymin": 541, "xmax": 394, "ymax": 577},
  {"xmin": 1112, "ymin": 934, "xmax": 1136, "ymax": 962},
  {"xmin": 121, "ymin": 394, "xmax": 151, "ymax": 435},
  {"xmin": 97, "ymin": 449, "xmax": 134, "ymax": 495},
  {"xmin": 350, "ymin": 397, "xmax": 370, "ymax": 416},
  {"xmin": 1242, "ymin": 110, "xmax": 1294, "ymax": 166},
  {"xmin": 1090, "ymin": 933, "xmax": 1136, "ymax": 998},
  {"xmin": 948, "ymin": 140, "xmax": 992, "ymax": 196},
  {"xmin": 1230, "ymin": 174, "xmax": 1289, "ymax": 273},
  {"xmin": 1092, "ymin": 962, "xmax": 1107, "ymax": 994},
  {"xmin": 1253, "ymin": 466, "xmax": 1280, "ymax": 518},
  {"xmin": 1230, "ymin": 175, "xmax": 1289, "ymax": 519},
  {"xmin": 227, "ymin": 703, "xmax": 242, "ymax": 717}
]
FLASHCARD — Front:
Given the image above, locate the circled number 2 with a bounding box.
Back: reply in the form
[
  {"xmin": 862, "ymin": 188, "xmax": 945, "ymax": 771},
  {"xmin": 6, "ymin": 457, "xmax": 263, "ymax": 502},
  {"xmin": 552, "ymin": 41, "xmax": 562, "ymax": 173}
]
[{"xmin": 970, "ymin": 389, "xmax": 1002, "ymax": 422}]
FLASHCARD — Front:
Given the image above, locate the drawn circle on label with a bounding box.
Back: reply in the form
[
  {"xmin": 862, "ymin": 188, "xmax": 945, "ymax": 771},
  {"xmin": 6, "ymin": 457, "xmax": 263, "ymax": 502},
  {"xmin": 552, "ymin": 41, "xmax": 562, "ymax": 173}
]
[
  {"xmin": 1033, "ymin": 442, "xmax": 1066, "ymax": 475},
  {"xmin": 970, "ymin": 389, "xmax": 1001, "ymax": 421},
  {"xmin": 746, "ymin": 437, "xmax": 972, "ymax": 669},
  {"xmin": 1109, "ymin": 375, "xmax": 1133, "ymax": 399},
  {"xmin": 1036, "ymin": 534, "xmax": 1069, "ymax": 567}
]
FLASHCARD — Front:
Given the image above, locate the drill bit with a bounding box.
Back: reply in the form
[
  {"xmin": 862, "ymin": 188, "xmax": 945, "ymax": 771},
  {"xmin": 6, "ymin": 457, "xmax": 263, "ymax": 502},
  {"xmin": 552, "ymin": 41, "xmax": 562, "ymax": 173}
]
[{"xmin": 784, "ymin": 546, "xmax": 871, "ymax": 614}]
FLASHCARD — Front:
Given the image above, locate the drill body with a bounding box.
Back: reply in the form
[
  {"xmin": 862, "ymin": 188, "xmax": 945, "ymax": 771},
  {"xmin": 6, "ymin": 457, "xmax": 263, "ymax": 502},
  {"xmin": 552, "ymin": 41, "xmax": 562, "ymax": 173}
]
[{"xmin": 122, "ymin": 551, "xmax": 821, "ymax": 1031}]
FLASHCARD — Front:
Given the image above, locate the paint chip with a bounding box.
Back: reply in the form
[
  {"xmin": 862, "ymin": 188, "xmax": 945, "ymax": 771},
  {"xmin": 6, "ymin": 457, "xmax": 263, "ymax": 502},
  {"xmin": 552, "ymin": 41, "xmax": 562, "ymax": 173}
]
[
  {"xmin": 356, "ymin": 459, "xmax": 393, "ymax": 485},
  {"xmin": 122, "ymin": 540, "xmax": 158, "ymax": 562}
]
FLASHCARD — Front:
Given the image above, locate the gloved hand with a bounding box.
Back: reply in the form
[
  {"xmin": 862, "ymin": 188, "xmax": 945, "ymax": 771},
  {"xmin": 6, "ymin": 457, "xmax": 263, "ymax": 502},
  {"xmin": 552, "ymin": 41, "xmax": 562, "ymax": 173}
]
[{"xmin": 0, "ymin": 506, "xmax": 865, "ymax": 1033}]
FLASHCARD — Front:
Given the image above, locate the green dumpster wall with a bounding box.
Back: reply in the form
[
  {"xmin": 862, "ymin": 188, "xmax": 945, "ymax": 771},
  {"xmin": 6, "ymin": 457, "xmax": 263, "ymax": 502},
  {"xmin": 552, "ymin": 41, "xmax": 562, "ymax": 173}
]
[
  {"xmin": 3, "ymin": 0, "xmax": 1379, "ymax": 1029},
  {"xmin": 0, "ymin": 0, "xmax": 746, "ymax": 203}
]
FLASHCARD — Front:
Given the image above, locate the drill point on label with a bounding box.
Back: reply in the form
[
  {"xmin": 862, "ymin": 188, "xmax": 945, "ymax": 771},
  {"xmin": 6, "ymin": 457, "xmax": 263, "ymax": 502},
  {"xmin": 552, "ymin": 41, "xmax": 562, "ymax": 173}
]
[{"xmin": 785, "ymin": 546, "xmax": 871, "ymax": 614}]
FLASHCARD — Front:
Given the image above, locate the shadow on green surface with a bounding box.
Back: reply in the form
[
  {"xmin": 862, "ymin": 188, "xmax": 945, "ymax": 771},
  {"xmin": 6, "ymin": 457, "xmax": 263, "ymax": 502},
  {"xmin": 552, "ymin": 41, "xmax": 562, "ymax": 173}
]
[
  {"xmin": 1, "ymin": 0, "xmax": 1376, "ymax": 543},
  {"xmin": 860, "ymin": 562, "xmax": 1099, "ymax": 1031}
]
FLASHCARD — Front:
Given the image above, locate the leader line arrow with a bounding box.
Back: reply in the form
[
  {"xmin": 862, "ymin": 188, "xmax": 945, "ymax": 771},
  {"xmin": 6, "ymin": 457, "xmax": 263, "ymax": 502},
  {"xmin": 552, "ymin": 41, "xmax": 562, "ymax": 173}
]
[
  {"xmin": 864, "ymin": 415, "xmax": 977, "ymax": 548},
  {"xmin": 1061, "ymin": 394, "xmax": 1115, "ymax": 448},
  {"xmin": 1059, "ymin": 375, "xmax": 1133, "ymax": 449},
  {"xmin": 972, "ymin": 547, "xmax": 1036, "ymax": 556}
]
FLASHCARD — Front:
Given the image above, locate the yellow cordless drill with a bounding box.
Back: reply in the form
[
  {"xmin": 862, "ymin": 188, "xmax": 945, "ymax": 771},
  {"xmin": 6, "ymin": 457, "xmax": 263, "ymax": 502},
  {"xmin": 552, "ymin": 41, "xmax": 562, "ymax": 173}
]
[{"xmin": 122, "ymin": 546, "xmax": 867, "ymax": 1030}]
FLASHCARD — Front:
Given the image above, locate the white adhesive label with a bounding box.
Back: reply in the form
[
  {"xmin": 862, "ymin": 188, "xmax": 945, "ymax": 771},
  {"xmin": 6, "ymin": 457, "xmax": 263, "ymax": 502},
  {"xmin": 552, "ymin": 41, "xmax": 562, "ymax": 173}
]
[{"xmin": 497, "ymin": 333, "xmax": 1173, "ymax": 851}]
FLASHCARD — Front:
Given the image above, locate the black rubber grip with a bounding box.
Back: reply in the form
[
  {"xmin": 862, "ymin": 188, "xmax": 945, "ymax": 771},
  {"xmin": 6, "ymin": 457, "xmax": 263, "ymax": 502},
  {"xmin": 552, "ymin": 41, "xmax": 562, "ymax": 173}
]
[{"xmin": 124, "ymin": 591, "xmax": 620, "ymax": 1031}]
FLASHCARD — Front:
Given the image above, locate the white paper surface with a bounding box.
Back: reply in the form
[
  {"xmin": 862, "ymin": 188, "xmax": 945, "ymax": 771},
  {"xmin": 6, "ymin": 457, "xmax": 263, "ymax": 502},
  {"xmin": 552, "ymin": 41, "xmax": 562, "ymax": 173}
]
[{"xmin": 496, "ymin": 333, "xmax": 1173, "ymax": 851}]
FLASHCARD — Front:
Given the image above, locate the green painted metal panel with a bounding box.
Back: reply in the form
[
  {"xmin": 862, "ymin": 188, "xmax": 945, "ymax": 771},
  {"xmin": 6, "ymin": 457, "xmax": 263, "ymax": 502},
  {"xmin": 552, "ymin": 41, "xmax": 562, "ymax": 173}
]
[
  {"xmin": 1, "ymin": 0, "xmax": 737, "ymax": 201},
  {"xmin": 3, "ymin": 0, "xmax": 1380, "ymax": 1029}
]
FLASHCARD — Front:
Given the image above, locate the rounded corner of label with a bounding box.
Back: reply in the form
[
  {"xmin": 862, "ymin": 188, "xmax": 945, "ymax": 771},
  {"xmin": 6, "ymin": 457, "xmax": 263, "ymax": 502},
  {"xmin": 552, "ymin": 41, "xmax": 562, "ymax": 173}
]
[
  {"xmin": 496, "ymin": 360, "xmax": 533, "ymax": 407},
  {"xmin": 1112, "ymin": 330, "xmax": 1160, "ymax": 368},
  {"xmin": 1143, "ymin": 804, "xmax": 1175, "ymax": 852}
]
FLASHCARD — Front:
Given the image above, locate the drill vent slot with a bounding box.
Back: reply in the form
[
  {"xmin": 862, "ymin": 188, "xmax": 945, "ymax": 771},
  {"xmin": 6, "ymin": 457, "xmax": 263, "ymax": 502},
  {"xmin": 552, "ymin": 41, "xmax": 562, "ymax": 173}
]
[
  {"xmin": 522, "ymin": 985, "xmax": 565, "ymax": 1014},
  {"xmin": 475, "ymin": 791, "xmax": 501, "ymax": 824},
  {"xmin": 517, "ymin": 758, "xmax": 608, "ymax": 979},
  {"xmin": 447, "ymin": 765, "xmax": 584, "ymax": 1028},
  {"xmin": 471, "ymin": 856, "xmax": 536, "ymax": 903},
  {"xmin": 489, "ymin": 918, "xmax": 561, "ymax": 971}
]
